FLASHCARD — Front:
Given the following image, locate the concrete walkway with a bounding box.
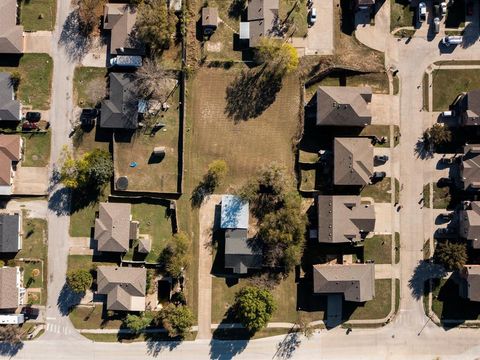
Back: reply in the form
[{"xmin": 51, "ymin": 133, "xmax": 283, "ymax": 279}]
[{"xmin": 69, "ymin": 237, "xmax": 93, "ymax": 255}]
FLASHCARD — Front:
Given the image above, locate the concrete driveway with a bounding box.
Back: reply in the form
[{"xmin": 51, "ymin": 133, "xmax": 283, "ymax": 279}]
[
  {"xmin": 13, "ymin": 166, "xmax": 48, "ymax": 195},
  {"xmin": 373, "ymin": 148, "xmax": 392, "ymax": 176},
  {"xmin": 371, "ymin": 94, "xmax": 400, "ymax": 125},
  {"xmin": 5, "ymin": 200, "xmax": 48, "ymax": 219},
  {"xmin": 373, "ymin": 203, "xmax": 394, "ymax": 233},
  {"xmin": 355, "ymin": 0, "xmax": 390, "ymax": 52},
  {"xmin": 24, "ymin": 31, "xmax": 53, "ymax": 55},
  {"xmin": 305, "ymin": 0, "xmax": 334, "ymax": 55}
]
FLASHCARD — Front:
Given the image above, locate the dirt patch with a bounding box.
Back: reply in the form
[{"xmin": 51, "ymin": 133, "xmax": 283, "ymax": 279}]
[
  {"xmin": 85, "ymin": 78, "xmax": 106, "ymax": 106},
  {"xmin": 206, "ymin": 41, "xmax": 223, "ymax": 53}
]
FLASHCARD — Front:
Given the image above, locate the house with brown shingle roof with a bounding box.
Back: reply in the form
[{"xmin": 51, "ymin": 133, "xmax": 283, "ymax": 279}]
[
  {"xmin": 94, "ymin": 202, "xmax": 138, "ymax": 253},
  {"xmin": 316, "ymin": 86, "xmax": 372, "ymax": 127},
  {"xmin": 0, "ymin": 135, "xmax": 22, "ymax": 196},
  {"xmin": 103, "ymin": 3, "xmax": 144, "ymax": 55},
  {"xmin": 461, "ymin": 144, "xmax": 480, "ymax": 192},
  {"xmin": 96, "ymin": 266, "xmax": 146, "ymax": 311},
  {"xmin": 313, "ymin": 263, "xmax": 375, "ymax": 302},
  {"xmin": 459, "ymin": 265, "xmax": 480, "ymax": 302},
  {"xmin": 334, "ymin": 137, "xmax": 373, "ymax": 186},
  {"xmin": 239, "ymin": 0, "xmax": 279, "ymax": 47},
  {"xmin": 317, "ymin": 195, "xmax": 375, "ymax": 244},
  {"xmin": 0, "ymin": 0, "xmax": 23, "ymax": 54},
  {"xmin": 458, "ymin": 89, "xmax": 480, "ymax": 126},
  {"xmin": 459, "ymin": 201, "xmax": 480, "ymax": 249},
  {"xmin": 0, "ymin": 266, "xmax": 25, "ymax": 309}
]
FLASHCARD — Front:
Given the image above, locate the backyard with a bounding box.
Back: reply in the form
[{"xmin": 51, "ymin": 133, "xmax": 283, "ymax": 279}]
[
  {"xmin": 22, "ymin": 132, "xmax": 51, "ymax": 167},
  {"xmin": 114, "ymin": 88, "xmax": 181, "ymax": 194},
  {"xmin": 0, "ymin": 54, "xmax": 53, "ymax": 110},
  {"xmin": 432, "ymin": 69, "xmax": 480, "ymax": 111},
  {"xmin": 363, "ymin": 235, "xmax": 392, "ymax": 264},
  {"xmin": 73, "ymin": 67, "xmax": 107, "ymax": 108},
  {"xmin": 20, "ymin": 0, "xmax": 56, "ymax": 31}
]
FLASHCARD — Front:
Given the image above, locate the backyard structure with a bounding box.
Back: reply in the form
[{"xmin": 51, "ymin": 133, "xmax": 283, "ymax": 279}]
[
  {"xmin": 201, "ymin": 7, "xmax": 218, "ymax": 34},
  {"xmin": 0, "ymin": 0, "xmax": 24, "ymax": 54},
  {"xmin": 0, "ymin": 73, "xmax": 21, "ymax": 122},
  {"xmin": 220, "ymin": 195, "xmax": 262, "ymax": 274},
  {"xmin": 94, "ymin": 202, "xmax": 138, "ymax": 253},
  {"xmin": 103, "ymin": 3, "xmax": 143, "ymax": 56},
  {"xmin": 96, "ymin": 266, "xmax": 146, "ymax": 311},
  {"xmin": 0, "ymin": 266, "xmax": 25, "ymax": 309},
  {"xmin": 317, "ymin": 195, "xmax": 375, "ymax": 243},
  {"xmin": 316, "ymin": 86, "xmax": 372, "ymax": 127},
  {"xmin": 334, "ymin": 137, "xmax": 373, "ymax": 186},
  {"xmin": 0, "ymin": 135, "xmax": 23, "ymax": 195},
  {"xmin": 240, "ymin": 0, "xmax": 279, "ymax": 47},
  {"xmin": 100, "ymin": 73, "xmax": 139, "ymax": 130},
  {"xmin": 460, "ymin": 144, "xmax": 480, "ymax": 192},
  {"xmin": 0, "ymin": 212, "xmax": 22, "ymax": 253}
]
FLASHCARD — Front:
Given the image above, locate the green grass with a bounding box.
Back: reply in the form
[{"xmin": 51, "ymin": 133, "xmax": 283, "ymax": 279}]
[
  {"xmin": 69, "ymin": 305, "xmax": 124, "ymax": 330},
  {"xmin": 395, "ymin": 232, "xmax": 400, "ymax": 264},
  {"xmin": 22, "ymin": 132, "xmax": 51, "ymax": 167},
  {"xmin": 423, "ymin": 238, "xmax": 431, "ymax": 260},
  {"xmin": 280, "ymin": 0, "xmax": 308, "ymax": 38},
  {"xmin": 299, "ymin": 168, "xmax": 316, "ymax": 192},
  {"xmin": 212, "ymin": 327, "xmax": 292, "ymax": 340},
  {"xmin": 395, "ymin": 279, "xmax": 400, "ymax": 314},
  {"xmin": 360, "ymin": 125, "xmax": 399, "ymax": 148},
  {"xmin": 67, "ymin": 255, "xmax": 114, "ymax": 273},
  {"xmin": 298, "ymin": 150, "xmax": 319, "ymax": 164},
  {"xmin": 360, "ymin": 177, "xmax": 393, "ymax": 203},
  {"xmin": 131, "ymin": 203, "xmax": 173, "ymax": 263},
  {"xmin": 73, "ymin": 67, "xmax": 107, "ymax": 108},
  {"xmin": 344, "ymin": 279, "xmax": 392, "ymax": 320},
  {"xmin": 423, "ymin": 72, "xmax": 429, "ymax": 111},
  {"xmin": 423, "ymin": 183, "xmax": 431, "ymax": 208},
  {"xmin": 20, "ymin": 0, "xmax": 56, "ymax": 31},
  {"xmin": 432, "ymin": 69, "xmax": 480, "ymax": 111},
  {"xmin": 23, "ymin": 261, "xmax": 44, "ymax": 289},
  {"xmin": 432, "ymin": 183, "xmax": 451, "ymax": 209},
  {"xmin": 432, "ymin": 277, "xmax": 480, "ymax": 321},
  {"xmin": 317, "ymin": 72, "xmax": 390, "ymax": 94},
  {"xmin": 69, "ymin": 186, "xmax": 109, "ymax": 237},
  {"xmin": 82, "ymin": 331, "xmax": 198, "ymax": 342},
  {"xmin": 390, "ymin": 0, "xmax": 414, "ymax": 31},
  {"xmin": 0, "ymin": 54, "xmax": 53, "ymax": 110},
  {"xmin": 392, "ymin": 74, "xmax": 399, "ymax": 95},
  {"xmin": 364, "ymin": 235, "xmax": 392, "ymax": 264}
]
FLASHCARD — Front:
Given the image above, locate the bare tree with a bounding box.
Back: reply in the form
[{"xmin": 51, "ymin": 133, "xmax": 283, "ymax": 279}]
[{"xmin": 134, "ymin": 58, "xmax": 172, "ymax": 101}]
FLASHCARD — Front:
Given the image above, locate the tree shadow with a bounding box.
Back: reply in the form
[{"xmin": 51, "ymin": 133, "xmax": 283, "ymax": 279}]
[
  {"xmin": 56, "ymin": 283, "xmax": 84, "ymax": 316},
  {"xmin": 414, "ymin": 139, "xmax": 434, "ymax": 160},
  {"xmin": 210, "ymin": 325, "xmax": 249, "ymax": 360},
  {"xmin": 273, "ymin": 330, "xmax": 302, "ymax": 359},
  {"xmin": 228, "ymin": 0, "xmax": 247, "ymax": 19},
  {"xmin": 48, "ymin": 187, "xmax": 72, "ymax": 216},
  {"xmin": 409, "ymin": 260, "xmax": 446, "ymax": 300},
  {"xmin": 0, "ymin": 342, "xmax": 24, "ymax": 357},
  {"xmin": 225, "ymin": 68, "xmax": 283, "ymax": 122},
  {"xmin": 58, "ymin": 11, "xmax": 93, "ymax": 62},
  {"xmin": 144, "ymin": 332, "xmax": 181, "ymax": 357}
]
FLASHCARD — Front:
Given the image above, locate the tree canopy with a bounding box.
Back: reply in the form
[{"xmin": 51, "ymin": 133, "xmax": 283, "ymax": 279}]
[
  {"xmin": 423, "ymin": 124, "xmax": 452, "ymax": 151},
  {"xmin": 434, "ymin": 241, "xmax": 467, "ymax": 271},
  {"xmin": 156, "ymin": 304, "xmax": 194, "ymax": 338},
  {"xmin": 234, "ymin": 286, "xmax": 276, "ymax": 333},
  {"xmin": 123, "ymin": 313, "xmax": 152, "ymax": 334},
  {"xmin": 256, "ymin": 38, "xmax": 299, "ymax": 75},
  {"xmin": 191, "ymin": 160, "xmax": 228, "ymax": 207},
  {"xmin": 66, "ymin": 269, "xmax": 93, "ymax": 293},
  {"xmin": 159, "ymin": 232, "xmax": 190, "ymax": 278},
  {"xmin": 136, "ymin": 0, "xmax": 176, "ymax": 54},
  {"xmin": 77, "ymin": 0, "xmax": 104, "ymax": 34}
]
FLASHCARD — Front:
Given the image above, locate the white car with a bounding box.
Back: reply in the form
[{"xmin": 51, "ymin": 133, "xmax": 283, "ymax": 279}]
[
  {"xmin": 418, "ymin": 2, "xmax": 427, "ymax": 22},
  {"xmin": 308, "ymin": 8, "xmax": 317, "ymax": 26},
  {"xmin": 441, "ymin": 2, "xmax": 447, "ymax": 16}
]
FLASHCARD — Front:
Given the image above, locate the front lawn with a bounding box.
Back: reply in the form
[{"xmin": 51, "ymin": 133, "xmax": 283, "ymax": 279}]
[
  {"xmin": 67, "ymin": 255, "xmax": 116, "ymax": 273},
  {"xmin": 432, "ymin": 183, "xmax": 451, "ymax": 209},
  {"xmin": 343, "ymin": 279, "xmax": 392, "ymax": 320},
  {"xmin": 69, "ymin": 305, "xmax": 124, "ymax": 329},
  {"xmin": 22, "ymin": 132, "xmax": 51, "ymax": 167},
  {"xmin": 69, "ymin": 186, "xmax": 109, "ymax": 237},
  {"xmin": 432, "ymin": 69, "xmax": 480, "ymax": 111},
  {"xmin": 20, "ymin": 0, "xmax": 56, "ymax": 31},
  {"xmin": 359, "ymin": 125, "xmax": 400, "ymax": 147},
  {"xmin": 0, "ymin": 54, "xmax": 53, "ymax": 110},
  {"xmin": 360, "ymin": 177, "xmax": 393, "ymax": 203},
  {"xmin": 73, "ymin": 67, "xmax": 107, "ymax": 108},
  {"xmin": 364, "ymin": 235, "xmax": 392, "ymax": 264},
  {"xmin": 390, "ymin": 0, "xmax": 414, "ymax": 31}
]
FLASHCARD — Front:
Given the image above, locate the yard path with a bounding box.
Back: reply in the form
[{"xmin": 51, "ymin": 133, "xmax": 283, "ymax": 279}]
[{"xmin": 196, "ymin": 195, "xmax": 222, "ymax": 340}]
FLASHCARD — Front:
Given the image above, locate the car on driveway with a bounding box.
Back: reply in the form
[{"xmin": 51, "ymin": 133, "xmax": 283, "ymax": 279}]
[
  {"xmin": 374, "ymin": 155, "xmax": 389, "ymax": 164},
  {"xmin": 25, "ymin": 111, "xmax": 41, "ymax": 122},
  {"xmin": 440, "ymin": 1, "xmax": 447, "ymax": 16},
  {"xmin": 370, "ymin": 171, "xmax": 386, "ymax": 184},
  {"xmin": 308, "ymin": 8, "xmax": 317, "ymax": 26},
  {"xmin": 418, "ymin": 2, "xmax": 427, "ymax": 23}
]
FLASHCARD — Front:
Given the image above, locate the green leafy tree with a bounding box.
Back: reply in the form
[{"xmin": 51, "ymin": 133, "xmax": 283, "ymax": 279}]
[
  {"xmin": 434, "ymin": 241, "xmax": 467, "ymax": 271},
  {"xmin": 123, "ymin": 313, "xmax": 152, "ymax": 334},
  {"xmin": 256, "ymin": 38, "xmax": 299, "ymax": 75},
  {"xmin": 84, "ymin": 149, "xmax": 114, "ymax": 188},
  {"xmin": 66, "ymin": 269, "xmax": 93, "ymax": 293},
  {"xmin": 156, "ymin": 304, "xmax": 194, "ymax": 338},
  {"xmin": 0, "ymin": 325, "xmax": 22, "ymax": 344},
  {"xmin": 234, "ymin": 286, "xmax": 276, "ymax": 333},
  {"xmin": 191, "ymin": 160, "xmax": 228, "ymax": 207},
  {"xmin": 159, "ymin": 232, "xmax": 190, "ymax": 278},
  {"xmin": 10, "ymin": 71, "xmax": 21, "ymax": 91},
  {"xmin": 136, "ymin": 0, "xmax": 176, "ymax": 54},
  {"xmin": 423, "ymin": 124, "xmax": 452, "ymax": 151},
  {"xmin": 59, "ymin": 147, "xmax": 89, "ymax": 189}
]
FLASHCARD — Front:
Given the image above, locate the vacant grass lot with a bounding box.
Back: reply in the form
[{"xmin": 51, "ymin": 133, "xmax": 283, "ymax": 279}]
[
  {"xmin": 73, "ymin": 67, "xmax": 107, "ymax": 108},
  {"xmin": 390, "ymin": 0, "xmax": 414, "ymax": 31},
  {"xmin": 432, "ymin": 69, "xmax": 480, "ymax": 111},
  {"xmin": 364, "ymin": 235, "xmax": 392, "ymax": 264},
  {"xmin": 344, "ymin": 279, "xmax": 392, "ymax": 320},
  {"xmin": 0, "ymin": 54, "xmax": 53, "ymax": 110},
  {"xmin": 432, "ymin": 277, "xmax": 480, "ymax": 321},
  {"xmin": 361, "ymin": 177, "xmax": 393, "ymax": 203},
  {"xmin": 20, "ymin": 0, "xmax": 56, "ymax": 31},
  {"xmin": 22, "ymin": 132, "xmax": 51, "ymax": 167},
  {"xmin": 114, "ymin": 88, "xmax": 180, "ymax": 193}
]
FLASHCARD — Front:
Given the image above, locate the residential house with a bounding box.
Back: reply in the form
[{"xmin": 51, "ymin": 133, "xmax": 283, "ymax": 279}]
[
  {"xmin": 0, "ymin": 135, "xmax": 22, "ymax": 195},
  {"xmin": 0, "ymin": 266, "xmax": 25, "ymax": 309},
  {"xmin": 96, "ymin": 266, "xmax": 146, "ymax": 311},
  {"xmin": 313, "ymin": 263, "xmax": 375, "ymax": 302},
  {"xmin": 0, "ymin": 0, "xmax": 24, "ymax": 54},
  {"xmin": 460, "ymin": 144, "xmax": 480, "ymax": 192},
  {"xmin": 103, "ymin": 4, "xmax": 143, "ymax": 55},
  {"xmin": 220, "ymin": 195, "xmax": 262, "ymax": 274},
  {"xmin": 0, "ymin": 212, "xmax": 22, "ymax": 253},
  {"xmin": 100, "ymin": 73, "xmax": 139, "ymax": 130},
  {"xmin": 317, "ymin": 195, "xmax": 375, "ymax": 244},
  {"xmin": 459, "ymin": 201, "xmax": 480, "ymax": 248},
  {"xmin": 459, "ymin": 265, "xmax": 480, "ymax": 302},
  {"xmin": 201, "ymin": 7, "xmax": 218, "ymax": 34},
  {"xmin": 458, "ymin": 89, "xmax": 480, "ymax": 126},
  {"xmin": 0, "ymin": 72, "xmax": 21, "ymax": 122},
  {"xmin": 94, "ymin": 202, "xmax": 138, "ymax": 253},
  {"xmin": 316, "ymin": 86, "xmax": 372, "ymax": 127},
  {"xmin": 334, "ymin": 137, "xmax": 373, "ymax": 186},
  {"xmin": 239, "ymin": 0, "xmax": 279, "ymax": 47}
]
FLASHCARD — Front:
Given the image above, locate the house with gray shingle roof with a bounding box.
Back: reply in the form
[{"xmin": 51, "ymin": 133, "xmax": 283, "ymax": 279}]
[
  {"xmin": 334, "ymin": 137, "xmax": 373, "ymax": 186},
  {"xmin": 0, "ymin": 135, "xmax": 22, "ymax": 196},
  {"xmin": 459, "ymin": 265, "xmax": 480, "ymax": 302},
  {"xmin": 0, "ymin": 73, "xmax": 21, "ymax": 122},
  {"xmin": 239, "ymin": 0, "xmax": 279, "ymax": 47},
  {"xmin": 458, "ymin": 89, "xmax": 480, "ymax": 126},
  {"xmin": 316, "ymin": 86, "xmax": 372, "ymax": 127},
  {"xmin": 96, "ymin": 266, "xmax": 146, "ymax": 311},
  {"xmin": 317, "ymin": 195, "xmax": 375, "ymax": 244},
  {"xmin": 103, "ymin": 4, "xmax": 143, "ymax": 55},
  {"xmin": 313, "ymin": 263, "xmax": 375, "ymax": 302},
  {"xmin": 100, "ymin": 73, "xmax": 139, "ymax": 130},
  {"xmin": 0, "ymin": 212, "xmax": 22, "ymax": 253},
  {"xmin": 461, "ymin": 144, "xmax": 480, "ymax": 192},
  {"xmin": 0, "ymin": 0, "xmax": 23, "ymax": 54},
  {"xmin": 459, "ymin": 201, "xmax": 480, "ymax": 249},
  {"xmin": 0, "ymin": 266, "xmax": 25, "ymax": 309},
  {"xmin": 94, "ymin": 202, "xmax": 138, "ymax": 253}
]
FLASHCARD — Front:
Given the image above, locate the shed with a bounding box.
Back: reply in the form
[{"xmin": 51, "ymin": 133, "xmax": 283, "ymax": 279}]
[
  {"xmin": 137, "ymin": 236, "xmax": 151, "ymax": 254},
  {"xmin": 153, "ymin": 147, "xmax": 166, "ymax": 155},
  {"xmin": 202, "ymin": 7, "xmax": 218, "ymax": 28}
]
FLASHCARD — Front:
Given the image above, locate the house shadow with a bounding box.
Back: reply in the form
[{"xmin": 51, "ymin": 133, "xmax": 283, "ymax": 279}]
[{"xmin": 148, "ymin": 152, "xmax": 166, "ymax": 164}]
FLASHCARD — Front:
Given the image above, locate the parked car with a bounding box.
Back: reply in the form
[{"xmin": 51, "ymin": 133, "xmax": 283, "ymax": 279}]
[
  {"xmin": 22, "ymin": 121, "xmax": 38, "ymax": 131},
  {"xmin": 441, "ymin": 35, "xmax": 463, "ymax": 46},
  {"xmin": 435, "ymin": 227, "xmax": 457, "ymax": 239},
  {"xmin": 434, "ymin": 17, "xmax": 440, "ymax": 33},
  {"xmin": 25, "ymin": 111, "xmax": 41, "ymax": 122},
  {"xmin": 438, "ymin": 212, "xmax": 454, "ymax": 221},
  {"xmin": 371, "ymin": 171, "xmax": 386, "ymax": 183},
  {"xmin": 308, "ymin": 8, "xmax": 317, "ymax": 26},
  {"xmin": 374, "ymin": 155, "xmax": 389, "ymax": 164},
  {"xmin": 307, "ymin": 0, "xmax": 313, "ymax": 7},
  {"xmin": 441, "ymin": 110, "xmax": 455, "ymax": 117},
  {"xmin": 440, "ymin": 1, "xmax": 447, "ymax": 16},
  {"xmin": 109, "ymin": 55, "xmax": 142, "ymax": 68},
  {"xmin": 418, "ymin": 2, "xmax": 427, "ymax": 22}
]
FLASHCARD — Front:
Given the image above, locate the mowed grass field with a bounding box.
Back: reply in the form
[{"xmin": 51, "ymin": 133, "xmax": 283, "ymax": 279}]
[
  {"xmin": 189, "ymin": 68, "xmax": 301, "ymax": 191},
  {"xmin": 20, "ymin": 0, "xmax": 56, "ymax": 31}
]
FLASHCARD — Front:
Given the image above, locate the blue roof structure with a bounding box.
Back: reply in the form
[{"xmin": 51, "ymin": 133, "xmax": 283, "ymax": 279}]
[{"xmin": 220, "ymin": 195, "xmax": 249, "ymax": 229}]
